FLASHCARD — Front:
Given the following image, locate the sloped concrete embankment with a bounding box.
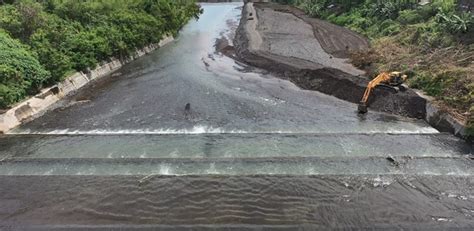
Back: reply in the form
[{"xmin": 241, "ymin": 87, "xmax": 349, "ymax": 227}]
[
  {"xmin": 234, "ymin": 2, "xmax": 469, "ymax": 139},
  {"xmin": 0, "ymin": 36, "xmax": 174, "ymax": 133}
]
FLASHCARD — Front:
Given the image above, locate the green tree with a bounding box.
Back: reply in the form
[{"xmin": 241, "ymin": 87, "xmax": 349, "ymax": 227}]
[{"xmin": 0, "ymin": 30, "xmax": 50, "ymax": 108}]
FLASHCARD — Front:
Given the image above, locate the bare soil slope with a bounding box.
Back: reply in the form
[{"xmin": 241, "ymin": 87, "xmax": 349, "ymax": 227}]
[{"xmin": 260, "ymin": 3, "xmax": 369, "ymax": 59}]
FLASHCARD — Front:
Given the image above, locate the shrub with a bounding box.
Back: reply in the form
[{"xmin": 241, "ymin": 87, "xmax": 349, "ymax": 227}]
[
  {"xmin": 432, "ymin": 0, "xmax": 456, "ymax": 13},
  {"xmin": 416, "ymin": 4, "xmax": 439, "ymax": 20},
  {"xmin": 0, "ymin": 30, "xmax": 50, "ymax": 108},
  {"xmin": 29, "ymin": 28, "xmax": 74, "ymax": 82},
  {"xmin": 409, "ymin": 72, "xmax": 445, "ymax": 96},
  {"xmin": 327, "ymin": 12, "xmax": 354, "ymax": 26},
  {"xmin": 370, "ymin": 2, "xmax": 400, "ymax": 20},
  {"xmin": 398, "ymin": 9, "xmax": 425, "ymax": 24},
  {"xmin": 0, "ymin": 5, "xmax": 23, "ymax": 39},
  {"xmin": 379, "ymin": 19, "xmax": 401, "ymax": 36},
  {"xmin": 301, "ymin": 1, "xmax": 327, "ymax": 17},
  {"xmin": 435, "ymin": 10, "xmax": 473, "ymax": 33}
]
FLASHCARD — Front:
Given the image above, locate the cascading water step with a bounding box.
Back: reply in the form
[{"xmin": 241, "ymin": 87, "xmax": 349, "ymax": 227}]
[
  {"xmin": 0, "ymin": 156, "xmax": 471, "ymax": 176},
  {"xmin": 1, "ymin": 133, "xmax": 470, "ymax": 159},
  {"xmin": 0, "ymin": 133, "xmax": 471, "ymax": 176}
]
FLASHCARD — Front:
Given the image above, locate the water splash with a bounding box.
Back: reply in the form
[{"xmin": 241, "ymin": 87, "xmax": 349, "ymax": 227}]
[
  {"xmin": 372, "ymin": 176, "xmax": 394, "ymax": 187},
  {"xmin": 11, "ymin": 125, "xmax": 439, "ymax": 135}
]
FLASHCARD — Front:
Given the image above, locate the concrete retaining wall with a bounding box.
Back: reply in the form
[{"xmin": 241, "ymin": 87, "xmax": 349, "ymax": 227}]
[
  {"xmin": 0, "ymin": 36, "xmax": 174, "ymax": 133},
  {"xmin": 421, "ymin": 92, "xmax": 468, "ymax": 139}
]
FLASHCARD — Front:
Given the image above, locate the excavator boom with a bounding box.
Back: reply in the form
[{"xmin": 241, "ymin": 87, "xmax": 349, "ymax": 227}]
[{"xmin": 358, "ymin": 72, "xmax": 407, "ymax": 114}]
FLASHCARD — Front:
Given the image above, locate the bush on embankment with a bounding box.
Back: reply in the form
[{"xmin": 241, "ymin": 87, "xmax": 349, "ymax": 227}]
[
  {"xmin": 275, "ymin": 0, "xmax": 473, "ymax": 136},
  {"xmin": 0, "ymin": 30, "xmax": 49, "ymax": 108},
  {"xmin": 0, "ymin": 0, "xmax": 202, "ymax": 109}
]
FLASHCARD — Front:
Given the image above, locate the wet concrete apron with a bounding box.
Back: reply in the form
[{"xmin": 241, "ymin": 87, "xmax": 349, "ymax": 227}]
[{"xmin": 0, "ymin": 2, "xmax": 472, "ymax": 230}]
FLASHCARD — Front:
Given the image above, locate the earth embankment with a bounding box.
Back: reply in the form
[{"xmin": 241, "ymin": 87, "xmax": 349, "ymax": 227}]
[{"xmin": 234, "ymin": 2, "xmax": 427, "ymax": 118}]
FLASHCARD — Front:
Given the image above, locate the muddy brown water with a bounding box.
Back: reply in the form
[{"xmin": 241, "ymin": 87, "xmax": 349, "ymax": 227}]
[{"xmin": 0, "ymin": 2, "xmax": 473, "ymax": 230}]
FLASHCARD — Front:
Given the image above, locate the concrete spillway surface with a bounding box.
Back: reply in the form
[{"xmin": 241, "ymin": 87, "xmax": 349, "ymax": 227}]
[
  {"xmin": 0, "ymin": 2, "xmax": 472, "ymax": 229},
  {"xmin": 0, "ymin": 133, "xmax": 472, "ymax": 176}
]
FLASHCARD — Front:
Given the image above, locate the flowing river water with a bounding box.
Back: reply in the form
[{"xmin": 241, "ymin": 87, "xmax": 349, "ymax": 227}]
[{"xmin": 0, "ymin": 2, "xmax": 473, "ymax": 230}]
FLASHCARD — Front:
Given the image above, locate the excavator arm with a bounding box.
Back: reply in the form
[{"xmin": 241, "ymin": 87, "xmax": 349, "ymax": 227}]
[{"xmin": 358, "ymin": 72, "xmax": 407, "ymax": 114}]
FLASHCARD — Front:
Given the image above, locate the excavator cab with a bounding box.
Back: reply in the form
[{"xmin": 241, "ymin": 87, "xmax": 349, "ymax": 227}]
[
  {"xmin": 386, "ymin": 72, "xmax": 407, "ymax": 86},
  {"xmin": 358, "ymin": 72, "xmax": 408, "ymax": 114}
]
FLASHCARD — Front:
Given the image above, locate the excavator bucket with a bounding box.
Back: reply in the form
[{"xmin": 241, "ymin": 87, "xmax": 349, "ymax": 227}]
[{"xmin": 358, "ymin": 103, "xmax": 368, "ymax": 114}]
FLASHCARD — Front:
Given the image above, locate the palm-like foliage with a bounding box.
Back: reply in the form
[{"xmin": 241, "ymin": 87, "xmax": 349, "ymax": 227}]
[{"xmin": 436, "ymin": 10, "xmax": 473, "ymax": 33}]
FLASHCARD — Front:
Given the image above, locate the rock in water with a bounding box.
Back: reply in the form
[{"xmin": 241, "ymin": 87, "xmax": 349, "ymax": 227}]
[{"xmin": 386, "ymin": 155, "xmax": 400, "ymax": 167}]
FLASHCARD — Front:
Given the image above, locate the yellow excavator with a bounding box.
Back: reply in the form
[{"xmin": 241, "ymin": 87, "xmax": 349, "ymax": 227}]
[{"xmin": 358, "ymin": 71, "xmax": 408, "ymax": 113}]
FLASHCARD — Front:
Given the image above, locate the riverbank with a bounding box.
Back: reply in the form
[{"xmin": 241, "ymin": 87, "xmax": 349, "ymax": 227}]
[
  {"xmin": 233, "ymin": 2, "xmax": 470, "ymax": 140},
  {"xmin": 0, "ymin": 0, "xmax": 202, "ymax": 110},
  {"xmin": 0, "ymin": 37, "xmax": 174, "ymax": 134}
]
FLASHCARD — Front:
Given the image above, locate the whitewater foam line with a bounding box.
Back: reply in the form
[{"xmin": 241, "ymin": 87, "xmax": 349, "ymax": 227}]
[
  {"xmin": 1, "ymin": 172, "xmax": 472, "ymax": 177},
  {"xmin": 9, "ymin": 125, "xmax": 439, "ymax": 135},
  {"xmin": 13, "ymin": 126, "xmax": 245, "ymax": 135}
]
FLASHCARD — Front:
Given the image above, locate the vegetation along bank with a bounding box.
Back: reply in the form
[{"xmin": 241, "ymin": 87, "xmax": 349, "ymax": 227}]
[
  {"xmin": 274, "ymin": 0, "xmax": 473, "ymax": 137},
  {"xmin": 0, "ymin": 0, "xmax": 202, "ymax": 109}
]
